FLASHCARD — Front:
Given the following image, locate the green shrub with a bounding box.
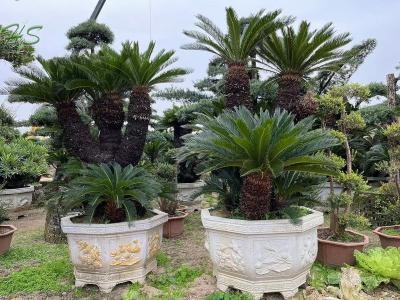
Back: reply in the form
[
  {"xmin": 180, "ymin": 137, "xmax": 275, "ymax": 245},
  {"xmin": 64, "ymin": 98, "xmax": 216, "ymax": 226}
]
[
  {"xmin": 0, "ymin": 105, "xmax": 14, "ymax": 126},
  {"xmin": 29, "ymin": 105, "xmax": 58, "ymax": 127},
  {"xmin": 0, "ymin": 126, "xmax": 19, "ymax": 142},
  {"xmin": 0, "ymin": 138, "xmax": 48, "ymax": 188},
  {"xmin": 355, "ymin": 247, "xmax": 400, "ymax": 288}
]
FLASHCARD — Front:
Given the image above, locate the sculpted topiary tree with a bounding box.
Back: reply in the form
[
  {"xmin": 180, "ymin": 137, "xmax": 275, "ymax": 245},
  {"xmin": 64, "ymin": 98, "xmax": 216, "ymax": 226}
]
[{"xmin": 0, "ymin": 26, "xmax": 35, "ymax": 67}]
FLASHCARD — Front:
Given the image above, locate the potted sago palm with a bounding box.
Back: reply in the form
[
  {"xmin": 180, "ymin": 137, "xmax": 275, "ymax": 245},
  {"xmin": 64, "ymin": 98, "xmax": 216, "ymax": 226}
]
[
  {"xmin": 154, "ymin": 162, "xmax": 189, "ymax": 238},
  {"xmin": 179, "ymin": 107, "xmax": 339, "ymax": 299},
  {"xmin": 61, "ymin": 163, "xmax": 167, "ymax": 292}
]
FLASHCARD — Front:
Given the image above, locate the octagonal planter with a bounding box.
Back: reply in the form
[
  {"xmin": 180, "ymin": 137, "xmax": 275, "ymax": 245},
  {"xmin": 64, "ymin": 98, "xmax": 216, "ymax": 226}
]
[
  {"xmin": 317, "ymin": 228, "xmax": 369, "ymax": 266},
  {"xmin": 374, "ymin": 225, "xmax": 400, "ymax": 248},
  {"xmin": 0, "ymin": 186, "xmax": 34, "ymax": 211},
  {"xmin": 177, "ymin": 181, "xmax": 205, "ymax": 203},
  {"xmin": 61, "ymin": 209, "xmax": 168, "ymax": 293},
  {"xmin": 201, "ymin": 207, "xmax": 323, "ymax": 300}
]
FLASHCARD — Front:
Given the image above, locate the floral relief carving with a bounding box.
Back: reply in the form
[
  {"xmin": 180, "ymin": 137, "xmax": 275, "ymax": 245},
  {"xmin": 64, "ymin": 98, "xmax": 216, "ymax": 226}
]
[
  {"xmin": 300, "ymin": 232, "xmax": 317, "ymax": 266},
  {"xmin": 148, "ymin": 232, "xmax": 161, "ymax": 257},
  {"xmin": 217, "ymin": 240, "xmax": 245, "ymax": 273},
  {"xmin": 255, "ymin": 243, "xmax": 291, "ymax": 275},
  {"xmin": 77, "ymin": 240, "xmax": 102, "ymax": 268},
  {"xmin": 111, "ymin": 240, "xmax": 141, "ymax": 266}
]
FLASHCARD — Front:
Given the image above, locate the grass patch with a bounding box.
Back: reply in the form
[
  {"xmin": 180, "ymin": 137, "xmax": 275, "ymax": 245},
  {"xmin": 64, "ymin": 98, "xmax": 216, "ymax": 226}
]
[
  {"xmin": 155, "ymin": 251, "xmax": 170, "ymax": 267},
  {"xmin": 205, "ymin": 291, "xmax": 253, "ymax": 300},
  {"xmin": 0, "ymin": 259, "xmax": 74, "ymax": 295},
  {"xmin": 0, "ymin": 243, "xmax": 69, "ymax": 269}
]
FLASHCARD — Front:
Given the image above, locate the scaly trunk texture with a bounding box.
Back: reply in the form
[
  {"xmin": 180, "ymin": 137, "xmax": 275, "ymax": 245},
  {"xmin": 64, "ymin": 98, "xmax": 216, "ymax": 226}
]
[
  {"xmin": 240, "ymin": 173, "xmax": 273, "ymax": 220},
  {"xmin": 55, "ymin": 101, "xmax": 107, "ymax": 163},
  {"xmin": 225, "ymin": 64, "xmax": 253, "ymax": 111},
  {"xmin": 91, "ymin": 92, "xmax": 124, "ymax": 156},
  {"xmin": 44, "ymin": 208, "xmax": 65, "ymax": 244},
  {"xmin": 173, "ymin": 124, "xmax": 192, "ymax": 148},
  {"xmin": 277, "ymin": 74, "xmax": 302, "ymax": 117},
  {"xmin": 104, "ymin": 201, "xmax": 125, "ymax": 223},
  {"xmin": 294, "ymin": 91, "xmax": 318, "ymax": 120},
  {"xmin": 116, "ymin": 86, "xmax": 151, "ymax": 166}
]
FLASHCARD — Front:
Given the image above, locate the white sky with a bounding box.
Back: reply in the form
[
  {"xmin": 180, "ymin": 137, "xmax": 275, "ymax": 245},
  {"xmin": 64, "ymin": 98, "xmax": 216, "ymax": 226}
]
[{"xmin": 1, "ymin": 0, "xmax": 399, "ymax": 120}]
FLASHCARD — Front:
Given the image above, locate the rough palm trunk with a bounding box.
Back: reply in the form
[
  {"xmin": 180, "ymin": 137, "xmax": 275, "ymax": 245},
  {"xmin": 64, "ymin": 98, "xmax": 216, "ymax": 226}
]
[
  {"xmin": 116, "ymin": 86, "xmax": 151, "ymax": 166},
  {"xmin": 91, "ymin": 92, "xmax": 124, "ymax": 156},
  {"xmin": 173, "ymin": 124, "xmax": 192, "ymax": 148},
  {"xmin": 55, "ymin": 101, "xmax": 107, "ymax": 163},
  {"xmin": 240, "ymin": 173, "xmax": 272, "ymax": 220},
  {"xmin": 225, "ymin": 63, "xmax": 253, "ymax": 111},
  {"xmin": 277, "ymin": 74, "xmax": 302, "ymax": 116},
  {"xmin": 44, "ymin": 206, "xmax": 65, "ymax": 244}
]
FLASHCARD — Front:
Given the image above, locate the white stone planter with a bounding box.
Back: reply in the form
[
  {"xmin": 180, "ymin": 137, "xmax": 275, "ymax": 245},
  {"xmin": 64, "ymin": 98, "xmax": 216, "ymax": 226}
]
[
  {"xmin": 201, "ymin": 208, "xmax": 324, "ymax": 299},
  {"xmin": 61, "ymin": 209, "xmax": 168, "ymax": 293},
  {"xmin": 177, "ymin": 180, "xmax": 205, "ymax": 203},
  {"xmin": 0, "ymin": 186, "xmax": 34, "ymax": 211}
]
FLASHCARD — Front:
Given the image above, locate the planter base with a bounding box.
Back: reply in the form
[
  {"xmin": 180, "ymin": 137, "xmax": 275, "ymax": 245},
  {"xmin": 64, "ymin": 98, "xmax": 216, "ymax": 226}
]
[
  {"xmin": 74, "ymin": 259, "xmax": 156, "ymax": 293},
  {"xmin": 215, "ymin": 269, "xmax": 306, "ymax": 299}
]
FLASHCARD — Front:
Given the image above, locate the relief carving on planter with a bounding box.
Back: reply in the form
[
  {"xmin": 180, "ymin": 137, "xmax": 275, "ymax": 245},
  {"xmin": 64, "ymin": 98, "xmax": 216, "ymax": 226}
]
[
  {"xmin": 300, "ymin": 231, "xmax": 317, "ymax": 266},
  {"xmin": 148, "ymin": 232, "xmax": 161, "ymax": 257},
  {"xmin": 77, "ymin": 240, "xmax": 102, "ymax": 268},
  {"xmin": 217, "ymin": 240, "xmax": 245, "ymax": 273},
  {"xmin": 255, "ymin": 243, "xmax": 291, "ymax": 275},
  {"xmin": 111, "ymin": 240, "xmax": 141, "ymax": 266}
]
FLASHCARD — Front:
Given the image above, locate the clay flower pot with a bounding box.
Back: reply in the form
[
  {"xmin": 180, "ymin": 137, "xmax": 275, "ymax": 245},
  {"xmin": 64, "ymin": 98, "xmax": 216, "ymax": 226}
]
[
  {"xmin": 317, "ymin": 228, "xmax": 369, "ymax": 266},
  {"xmin": 163, "ymin": 211, "xmax": 188, "ymax": 238},
  {"xmin": 0, "ymin": 225, "xmax": 17, "ymax": 255},
  {"xmin": 374, "ymin": 225, "xmax": 400, "ymax": 248}
]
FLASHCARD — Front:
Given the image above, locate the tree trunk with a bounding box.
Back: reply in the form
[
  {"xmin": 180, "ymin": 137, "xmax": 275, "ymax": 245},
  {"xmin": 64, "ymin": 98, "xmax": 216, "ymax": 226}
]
[
  {"xmin": 55, "ymin": 101, "xmax": 107, "ymax": 163},
  {"xmin": 277, "ymin": 74, "xmax": 302, "ymax": 117},
  {"xmin": 386, "ymin": 73, "xmax": 398, "ymax": 108},
  {"xmin": 116, "ymin": 86, "xmax": 151, "ymax": 166},
  {"xmin": 344, "ymin": 138, "xmax": 352, "ymax": 174},
  {"xmin": 91, "ymin": 92, "xmax": 124, "ymax": 156},
  {"xmin": 225, "ymin": 64, "xmax": 253, "ymax": 111},
  {"xmin": 44, "ymin": 207, "xmax": 65, "ymax": 244},
  {"xmin": 173, "ymin": 124, "xmax": 192, "ymax": 148},
  {"xmin": 239, "ymin": 173, "xmax": 272, "ymax": 220}
]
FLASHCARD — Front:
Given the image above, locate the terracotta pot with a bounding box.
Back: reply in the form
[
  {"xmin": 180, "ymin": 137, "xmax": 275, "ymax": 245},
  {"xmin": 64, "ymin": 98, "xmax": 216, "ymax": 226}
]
[
  {"xmin": 163, "ymin": 211, "xmax": 188, "ymax": 238},
  {"xmin": 374, "ymin": 225, "xmax": 400, "ymax": 248},
  {"xmin": 0, "ymin": 225, "xmax": 17, "ymax": 255},
  {"xmin": 317, "ymin": 228, "xmax": 369, "ymax": 266}
]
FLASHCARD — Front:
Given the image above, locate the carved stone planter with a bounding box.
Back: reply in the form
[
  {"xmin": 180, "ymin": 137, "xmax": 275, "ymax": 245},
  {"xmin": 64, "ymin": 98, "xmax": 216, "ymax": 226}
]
[
  {"xmin": 61, "ymin": 210, "xmax": 168, "ymax": 293},
  {"xmin": 177, "ymin": 181, "xmax": 205, "ymax": 203},
  {"xmin": 0, "ymin": 186, "xmax": 34, "ymax": 211},
  {"xmin": 201, "ymin": 208, "xmax": 323, "ymax": 300}
]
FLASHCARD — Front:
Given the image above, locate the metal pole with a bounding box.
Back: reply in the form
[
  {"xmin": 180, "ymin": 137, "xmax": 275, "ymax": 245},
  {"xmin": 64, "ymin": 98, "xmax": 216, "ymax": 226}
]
[{"xmin": 90, "ymin": 0, "xmax": 107, "ymax": 20}]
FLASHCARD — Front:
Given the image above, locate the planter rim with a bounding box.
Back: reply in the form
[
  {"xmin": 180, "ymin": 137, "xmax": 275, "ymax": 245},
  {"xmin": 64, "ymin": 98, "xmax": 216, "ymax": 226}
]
[
  {"xmin": 318, "ymin": 227, "xmax": 369, "ymax": 246},
  {"xmin": 0, "ymin": 224, "xmax": 17, "ymax": 237},
  {"xmin": 201, "ymin": 207, "xmax": 323, "ymax": 234},
  {"xmin": 0, "ymin": 186, "xmax": 34, "ymax": 195},
  {"xmin": 177, "ymin": 181, "xmax": 204, "ymax": 188},
  {"xmin": 374, "ymin": 225, "xmax": 400, "ymax": 240},
  {"xmin": 168, "ymin": 211, "xmax": 189, "ymax": 220},
  {"xmin": 61, "ymin": 209, "xmax": 167, "ymax": 235}
]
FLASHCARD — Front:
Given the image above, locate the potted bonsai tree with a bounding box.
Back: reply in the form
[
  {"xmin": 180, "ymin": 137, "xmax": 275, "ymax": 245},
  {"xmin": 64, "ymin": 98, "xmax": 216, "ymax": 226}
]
[
  {"xmin": 374, "ymin": 120, "xmax": 400, "ymax": 248},
  {"xmin": 153, "ymin": 162, "xmax": 188, "ymax": 238},
  {"xmin": 0, "ymin": 200, "xmax": 17, "ymax": 255},
  {"xmin": 179, "ymin": 107, "xmax": 339, "ymax": 299},
  {"xmin": 0, "ymin": 137, "xmax": 48, "ymax": 211},
  {"xmin": 61, "ymin": 163, "xmax": 167, "ymax": 293}
]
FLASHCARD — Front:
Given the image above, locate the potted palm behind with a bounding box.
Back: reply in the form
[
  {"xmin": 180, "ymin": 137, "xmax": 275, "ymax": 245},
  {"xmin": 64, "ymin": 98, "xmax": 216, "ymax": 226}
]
[{"xmin": 179, "ymin": 107, "xmax": 339, "ymax": 299}]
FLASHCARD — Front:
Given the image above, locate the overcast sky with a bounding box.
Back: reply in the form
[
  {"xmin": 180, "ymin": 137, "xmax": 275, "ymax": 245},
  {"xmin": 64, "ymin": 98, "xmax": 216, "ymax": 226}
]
[{"xmin": 1, "ymin": 0, "xmax": 399, "ymax": 120}]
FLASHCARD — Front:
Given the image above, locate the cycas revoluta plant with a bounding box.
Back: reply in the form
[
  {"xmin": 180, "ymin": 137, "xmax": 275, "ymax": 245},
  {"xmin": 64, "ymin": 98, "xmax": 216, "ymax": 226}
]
[
  {"xmin": 258, "ymin": 21, "xmax": 351, "ymax": 119},
  {"xmin": 5, "ymin": 42, "xmax": 188, "ymax": 166},
  {"xmin": 63, "ymin": 163, "xmax": 160, "ymax": 223},
  {"xmin": 179, "ymin": 106, "xmax": 339, "ymax": 220},
  {"xmin": 183, "ymin": 7, "xmax": 289, "ymax": 111}
]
